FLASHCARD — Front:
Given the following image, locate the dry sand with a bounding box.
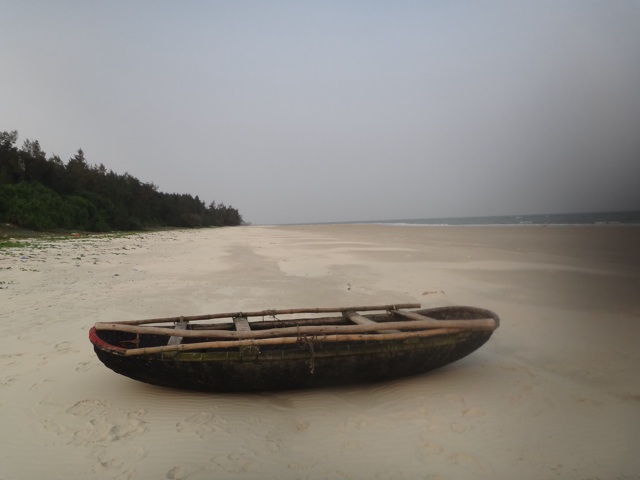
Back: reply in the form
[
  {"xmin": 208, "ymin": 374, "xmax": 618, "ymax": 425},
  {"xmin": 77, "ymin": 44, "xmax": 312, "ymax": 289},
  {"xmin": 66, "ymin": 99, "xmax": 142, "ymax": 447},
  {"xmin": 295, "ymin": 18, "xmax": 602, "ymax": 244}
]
[{"xmin": 1, "ymin": 224, "xmax": 639, "ymax": 479}]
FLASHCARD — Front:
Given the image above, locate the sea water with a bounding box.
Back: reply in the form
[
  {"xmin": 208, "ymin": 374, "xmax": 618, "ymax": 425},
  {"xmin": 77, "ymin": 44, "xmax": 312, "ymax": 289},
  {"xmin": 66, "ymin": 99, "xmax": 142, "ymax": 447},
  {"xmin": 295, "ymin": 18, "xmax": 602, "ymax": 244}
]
[{"xmin": 335, "ymin": 211, "xmax": 640, "ymax": 227}]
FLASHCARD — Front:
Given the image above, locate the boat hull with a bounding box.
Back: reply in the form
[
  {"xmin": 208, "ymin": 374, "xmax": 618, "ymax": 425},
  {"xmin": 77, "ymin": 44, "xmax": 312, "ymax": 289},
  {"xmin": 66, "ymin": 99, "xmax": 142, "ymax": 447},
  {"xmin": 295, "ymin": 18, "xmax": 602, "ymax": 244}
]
[{"xmin": 90, "ymin": 306, "xmax": 499, "ymax": 392}]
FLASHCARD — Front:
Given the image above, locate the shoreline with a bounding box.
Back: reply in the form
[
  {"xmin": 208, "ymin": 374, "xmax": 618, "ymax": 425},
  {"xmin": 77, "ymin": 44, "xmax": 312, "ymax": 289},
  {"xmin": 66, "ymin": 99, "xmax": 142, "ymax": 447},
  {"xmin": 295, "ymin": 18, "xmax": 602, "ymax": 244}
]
[{"xmin": 1, "ymin": 224, "xmax": 639, "ymax": 479}]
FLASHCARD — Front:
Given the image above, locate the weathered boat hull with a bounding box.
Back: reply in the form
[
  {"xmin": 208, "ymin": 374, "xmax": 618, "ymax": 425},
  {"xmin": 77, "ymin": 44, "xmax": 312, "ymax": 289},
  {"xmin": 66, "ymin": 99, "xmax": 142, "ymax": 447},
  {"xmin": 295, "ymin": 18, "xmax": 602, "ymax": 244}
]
[{"xmin": 90, "ymin": 306, "xmax": 499, "ymax": 392}]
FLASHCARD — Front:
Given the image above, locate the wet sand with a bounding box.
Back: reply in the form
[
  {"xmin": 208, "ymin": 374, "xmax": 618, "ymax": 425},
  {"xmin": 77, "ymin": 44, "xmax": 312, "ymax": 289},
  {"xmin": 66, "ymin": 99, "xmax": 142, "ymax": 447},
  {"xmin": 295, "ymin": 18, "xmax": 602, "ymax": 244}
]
[{"xmin": 1, "ymin": 224, "xmax": 639, "ymax": 479}]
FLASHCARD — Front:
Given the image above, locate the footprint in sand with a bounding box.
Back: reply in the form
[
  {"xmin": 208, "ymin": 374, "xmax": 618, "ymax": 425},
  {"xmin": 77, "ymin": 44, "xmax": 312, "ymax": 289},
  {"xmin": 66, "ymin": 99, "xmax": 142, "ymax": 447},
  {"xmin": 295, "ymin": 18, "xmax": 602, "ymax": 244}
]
[
  {"xmin": 65, "ymin": 399, "xmax": 148, "ymax": 444},
  {"xmin": 110, "ymin": 468, "xmax": 138, "ymax": 480},
  {"xmin": 210, "ymin": 453, "xmax": 254, "ymax": 475},
  {"xmin": 37, "ymin": 341, "xmax": 81, "ymax": 366},
  {"xmin": 417, "ymin": 432, "xmax": 446, "ymax": 463},
  {"xmin": 0, "ymin": 352, "xmax": 25, "ymax": 366},
  {"xmin": 75, "ymin": 361, "xmax": 96, "ymax": 373},
  {"xmin": 338, "ymin": 414, "xmax": 372, "ymax": 432},
  {"xmin": 421, "ymin": 440, "xmax": 444, "ymax": 456},
  {"xmin": 292, "ymin": 418, "xmax": 310, "ymax": 432},
  {"xmin": 337, "ymin": 439, "xmax": 366, "ymax": 453},
  {"xmin": 66, "ymin": 398, "xmax": 111, "ymax": 417},
  {"xmin": 509, "ymin": 382, "xmax": 534, "ymax": 406},
  {"xmin": 166, "ymin": 464, "xmax": 205, "ymax": 480},
  {"xmin": 29, "ymin": 379, "xmax": 52, "ymax": 390},
  {"xmin": 103, "ymin": 413, "xmax": 147, "ymax": 442},
  {"xmin": 42, "ymin": 400, "xmax": 151, "ymax": 480},
  {"xmin": 286, "ymin": 453, "xmax": 320, "ymax": 471},
  {"xmin": 43, "ymin": 417, "xmax": 70, "ymax": 436},
  {"xmin": 450, "ymin": 423, "xmax": 467, "ymax": 433},
  {"xmin": 447, "ymin": 452, "xmax": 487, "ymax": 472},
  {"xmin": 176, "ymin": 411, "xmax": 229, "ymax": 439},
  {"xmin": 444, "ymin": 393, "xmax": 466, "ymax": 406},
  {"xmin": 462, "ymin": 407, "xmax": 485, "ymax": 418},
  {"xmin": 442, "ymin": 394, "xmax": 486, "ymax": 425},
  {"xmin": 94, "ymin": 446, "xmax": 147, "ymax": 473},
  {"xmin": 1, "ymin": 375, "xmax": 18, "ymax": 387}
]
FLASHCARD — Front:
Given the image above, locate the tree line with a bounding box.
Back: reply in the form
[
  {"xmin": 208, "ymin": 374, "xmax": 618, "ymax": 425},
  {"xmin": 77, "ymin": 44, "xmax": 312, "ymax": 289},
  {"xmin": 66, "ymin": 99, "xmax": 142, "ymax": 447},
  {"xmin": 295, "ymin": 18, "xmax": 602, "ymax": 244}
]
[{"xmin": 0, "ymin": 130, "xmax": 242, "ymax": 231}]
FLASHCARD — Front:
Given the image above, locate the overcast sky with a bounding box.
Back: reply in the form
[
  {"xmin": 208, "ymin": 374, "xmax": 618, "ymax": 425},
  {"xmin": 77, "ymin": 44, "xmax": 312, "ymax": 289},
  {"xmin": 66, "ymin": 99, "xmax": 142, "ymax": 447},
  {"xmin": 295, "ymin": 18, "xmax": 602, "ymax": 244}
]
[{"xmin": 2, "ymin": 1, "xmax": 640, "ymax": 225}]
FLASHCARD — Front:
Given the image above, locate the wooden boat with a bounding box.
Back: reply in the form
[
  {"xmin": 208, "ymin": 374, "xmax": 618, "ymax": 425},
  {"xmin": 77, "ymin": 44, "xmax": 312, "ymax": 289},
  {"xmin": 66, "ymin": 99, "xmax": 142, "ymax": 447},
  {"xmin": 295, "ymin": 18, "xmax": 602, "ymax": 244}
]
[{"xmin": 89, "ymin": 303, "xmax": 499, "ymax": 392}]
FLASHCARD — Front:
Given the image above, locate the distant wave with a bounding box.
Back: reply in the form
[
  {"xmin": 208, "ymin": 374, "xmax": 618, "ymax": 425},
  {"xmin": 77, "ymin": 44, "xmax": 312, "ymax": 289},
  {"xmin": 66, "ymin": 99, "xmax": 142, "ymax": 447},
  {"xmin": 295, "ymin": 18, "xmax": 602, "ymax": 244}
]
[
  {"xmin": 378, "ymin": 211, "xmax": 640, "ymax": 226},
  {"xmin": 279, "ymin": 211, "xmax": 640, "ymax": 227},
  {"xmin": 357, "ymin": 211, "xmax": 640, "ymax": 227}
]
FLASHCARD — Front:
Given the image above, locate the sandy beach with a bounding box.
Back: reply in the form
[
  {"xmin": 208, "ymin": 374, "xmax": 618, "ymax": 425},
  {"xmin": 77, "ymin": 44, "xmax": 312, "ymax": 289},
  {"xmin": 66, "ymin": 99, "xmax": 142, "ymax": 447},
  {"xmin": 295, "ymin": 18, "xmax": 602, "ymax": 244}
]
[{"xmin": 1, "ymin": 224, "xmax": 639, "ymax": 479}]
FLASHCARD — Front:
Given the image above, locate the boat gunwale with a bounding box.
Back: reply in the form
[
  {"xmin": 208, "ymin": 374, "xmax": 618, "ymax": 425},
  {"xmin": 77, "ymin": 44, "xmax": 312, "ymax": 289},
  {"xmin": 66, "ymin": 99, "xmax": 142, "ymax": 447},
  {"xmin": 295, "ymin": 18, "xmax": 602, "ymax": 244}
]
[
  {"xmin": 90, "ymin": 306, "xmax": 499, "ymax": 357},
  {"xmin": 98, "ymin": 303, "xmax": 422, "ymax": 326}
]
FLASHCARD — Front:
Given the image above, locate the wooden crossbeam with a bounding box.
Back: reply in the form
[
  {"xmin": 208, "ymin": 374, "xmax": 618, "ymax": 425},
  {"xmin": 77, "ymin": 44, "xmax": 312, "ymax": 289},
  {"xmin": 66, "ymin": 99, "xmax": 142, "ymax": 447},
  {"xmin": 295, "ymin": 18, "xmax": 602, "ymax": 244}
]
[
  {"xmin": 233, "ymin": 317, "xmax": 259, "ymax": 354},
  {"xmin": 233, "ymin": 317, "xmax": 251, "ymax": 332},
  {"xmin": 167, "ymin": 319, "xmax": 188, "ymax": 346},
  {"xmin": 343, "ymin": 311, "xmax": 401, "ymax": 333}
]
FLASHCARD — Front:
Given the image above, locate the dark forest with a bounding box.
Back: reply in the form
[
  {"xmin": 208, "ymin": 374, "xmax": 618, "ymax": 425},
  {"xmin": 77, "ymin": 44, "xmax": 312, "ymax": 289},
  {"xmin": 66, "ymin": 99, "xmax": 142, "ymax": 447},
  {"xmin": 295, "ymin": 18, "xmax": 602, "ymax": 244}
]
[{"xmin": 0, "ymin": 131, "xmax": 242, "ymax": 231}]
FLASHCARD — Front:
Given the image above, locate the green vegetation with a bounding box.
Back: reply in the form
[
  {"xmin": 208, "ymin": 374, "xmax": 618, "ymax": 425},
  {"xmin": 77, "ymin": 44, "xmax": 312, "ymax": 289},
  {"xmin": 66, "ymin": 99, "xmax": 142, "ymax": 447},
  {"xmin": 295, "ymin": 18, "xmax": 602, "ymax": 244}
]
[
  {"xmin": 0, "ymin": 130, "xmax": 242, "ymax": 232},
  {"xmin": 0, "ymin": 240, "xmax": 22, "ymax": 248}
]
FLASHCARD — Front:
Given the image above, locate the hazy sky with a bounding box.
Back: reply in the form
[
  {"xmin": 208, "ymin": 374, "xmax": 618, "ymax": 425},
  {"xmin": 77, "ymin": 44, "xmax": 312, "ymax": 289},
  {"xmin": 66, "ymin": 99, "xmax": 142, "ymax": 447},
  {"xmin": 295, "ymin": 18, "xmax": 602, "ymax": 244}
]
[{"xmin": 2, "ymin": 1, "xmax": 640, "ymax": 225}]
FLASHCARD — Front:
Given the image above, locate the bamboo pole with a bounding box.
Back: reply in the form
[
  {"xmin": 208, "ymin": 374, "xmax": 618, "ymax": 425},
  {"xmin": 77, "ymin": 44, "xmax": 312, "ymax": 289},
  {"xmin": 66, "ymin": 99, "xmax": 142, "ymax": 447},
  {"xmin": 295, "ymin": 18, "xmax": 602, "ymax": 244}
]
[
  {"xmin": 95, "ymin": 317, "xmax": 497, "ymax": 339},
  {"xmin": 190, "ymin": 315, "xmax": 346, "ymax": 331},
  {"xmin": 393, "ymin": 309, "xmax": 498, "ymax": 330},
  {"xmin": 96, "ymin": 303, "xmax": 421, "ymax": 326},
  {"xmin": 121, "ymin": 327, "xmax": 462, "ymax": 357}
]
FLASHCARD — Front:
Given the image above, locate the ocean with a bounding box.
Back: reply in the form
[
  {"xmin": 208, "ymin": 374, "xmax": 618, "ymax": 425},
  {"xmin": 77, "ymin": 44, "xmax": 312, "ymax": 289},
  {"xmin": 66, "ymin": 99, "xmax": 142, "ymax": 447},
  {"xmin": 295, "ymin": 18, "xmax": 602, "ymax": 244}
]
[{"xmin": 345, "ymin": 211, "xmax": 640, "ymax": 227}]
